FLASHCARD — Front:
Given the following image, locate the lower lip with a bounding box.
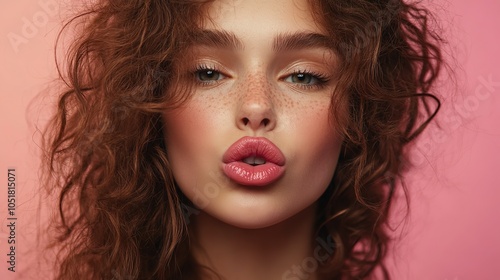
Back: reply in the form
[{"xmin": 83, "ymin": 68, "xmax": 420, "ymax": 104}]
[{"xmin": 223, "ymin": 162, "xmax": 285, "ymax": 187}]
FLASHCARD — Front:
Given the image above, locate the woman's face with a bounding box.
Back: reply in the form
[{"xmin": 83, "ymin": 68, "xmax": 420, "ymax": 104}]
[{"xmin": 163, "ymin": 0, "xmax": 343, "ymax": 229}]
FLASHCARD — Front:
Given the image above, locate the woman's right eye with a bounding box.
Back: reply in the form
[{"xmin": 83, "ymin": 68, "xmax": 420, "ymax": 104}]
[{"xmin": 195, "ymin": 69, "xmax": 225, "ymax": 82}]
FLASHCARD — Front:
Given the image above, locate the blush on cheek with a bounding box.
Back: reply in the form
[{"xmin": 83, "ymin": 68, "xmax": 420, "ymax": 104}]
[
  {"xmin": 164, "ymin": 102, "xmax": 212, "ymax": 135},
  {"xmin": 299, "ymin": 104, "xmax": 341, "ymax": 168}
]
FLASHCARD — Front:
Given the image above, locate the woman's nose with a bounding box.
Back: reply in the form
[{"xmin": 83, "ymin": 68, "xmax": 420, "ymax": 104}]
[{"xmin": 235, "ymin": 76, "xmax": 277, "ymax": 133}]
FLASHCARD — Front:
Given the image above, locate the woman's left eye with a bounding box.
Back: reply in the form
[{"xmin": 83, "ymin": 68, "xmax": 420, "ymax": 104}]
[{"xmin": 284, "ymin": 72, "xmax": 328, "ymax": 87}]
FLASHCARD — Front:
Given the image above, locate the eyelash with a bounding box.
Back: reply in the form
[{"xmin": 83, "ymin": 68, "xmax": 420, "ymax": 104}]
[
  {"xmin": 192, "ymin": 64, "xmax": 330, "ymax": 90},
  {"xmin": 287, "ymin": 69, "xmax": 330, "ymax": 90},
  {"xmin": 192, "ymin": 64, "xmax": 225, "ymax": 86}
]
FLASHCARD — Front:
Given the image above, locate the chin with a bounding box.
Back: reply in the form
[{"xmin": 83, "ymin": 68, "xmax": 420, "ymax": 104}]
[
  {"xmin": 216, "ymin": 213, "xmax": 291, "ymax": 230},
  {"xmin": 202, "ymin": 198, "xmax": 312, "ymax": 230}
]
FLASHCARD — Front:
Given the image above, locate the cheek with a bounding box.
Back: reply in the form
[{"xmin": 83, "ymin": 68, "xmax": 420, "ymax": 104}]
[
  {"xmin": 161, "ymin": 97, "xmax": 232, "ymax": 194},
  {"xmin": 287, "ymin": 98, "xmax": 338, "ymax": 150},
  {"xmin": 286, "ymin": 99, "xmax": 341, "ymax": 186},
  {"xmin": 162, "ymin": 105, "xmax": 211, "ymax": 185},
  {"xmin": 163, "ymin": 108, "xmax": 205, "ymax": 158},
  {"xmin": 163, "ymin": 95, "xmax": 228, "ymax": 145}
]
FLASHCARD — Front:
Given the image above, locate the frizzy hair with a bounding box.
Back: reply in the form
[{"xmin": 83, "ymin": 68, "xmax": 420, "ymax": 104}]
[
  {"xmin": 308, "ymin": 0, "xmax": 443, "ymax": 278},
  {"xmin": 41, "ymin": 0, "xmax": 444, "ymax": 279}
]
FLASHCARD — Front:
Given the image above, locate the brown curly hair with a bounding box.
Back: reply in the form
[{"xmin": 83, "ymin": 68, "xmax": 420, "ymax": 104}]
[{"xmin": 41, "ymin": 0, "xmax": 444, "ymax": 279}]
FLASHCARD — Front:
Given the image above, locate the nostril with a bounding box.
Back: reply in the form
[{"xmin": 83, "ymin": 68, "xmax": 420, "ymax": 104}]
[{"xmin": 239, "ymin": 116, "xmax": 274, "ymax": 130}]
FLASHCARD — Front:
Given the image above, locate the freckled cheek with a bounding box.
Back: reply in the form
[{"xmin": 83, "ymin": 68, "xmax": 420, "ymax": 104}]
[
  {"xmin": 287, "ymin": 99, "xmax": 332, "ymax": 134},
  {"xmin": 288, "ymin": 101, "xmax": 339, "ymax": 163},
  {"xmin": 163, "ymin": 96, "xmax": 231, "ymax": 153}
]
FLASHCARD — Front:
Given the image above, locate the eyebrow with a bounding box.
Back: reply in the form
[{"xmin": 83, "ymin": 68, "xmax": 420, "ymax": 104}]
[
  {"xmin": 273, "ymin": 32, "xmax": 330, "ymax": 52},
  {"xmin": 190, "ymin": 29, "xmax": 331, "ymax": 52}
]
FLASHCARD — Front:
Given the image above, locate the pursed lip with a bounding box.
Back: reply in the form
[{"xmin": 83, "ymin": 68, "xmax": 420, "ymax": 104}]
[
  {"xmin": 221, "ymin": 136, "xmax": 286, "ymax": 187},
  {"xmin": 222, "ymin": 136, "xmax": 286, "ymax": 166}
]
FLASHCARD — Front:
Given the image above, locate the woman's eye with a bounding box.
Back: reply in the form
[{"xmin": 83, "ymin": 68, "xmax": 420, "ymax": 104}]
[
  {"xmin": 285, "ymin": 72, "xmax": 325, "ymax": 85},
  {"xmin": 196, "ymin": 69, "xmax": 224, "ymax": 82}
]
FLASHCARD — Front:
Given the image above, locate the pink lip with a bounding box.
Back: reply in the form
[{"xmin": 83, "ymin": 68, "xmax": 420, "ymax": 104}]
[{"xmin": 222, "ymin": 136, "xmax": 286, "ymax": 187}]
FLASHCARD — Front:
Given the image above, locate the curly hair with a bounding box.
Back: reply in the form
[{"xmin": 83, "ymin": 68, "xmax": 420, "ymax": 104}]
[{"xmin": 41, "ymin": 0, "xmax": 444, "ymax": 279}]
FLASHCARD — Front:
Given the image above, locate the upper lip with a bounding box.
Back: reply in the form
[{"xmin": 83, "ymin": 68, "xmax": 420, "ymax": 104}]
[{"xmin": 222, "ymin": 136, "xmax": 286, "ymax": 166}]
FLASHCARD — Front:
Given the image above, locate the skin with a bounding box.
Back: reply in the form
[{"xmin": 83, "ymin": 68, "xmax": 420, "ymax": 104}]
[{"xmin": 162, "ymin": 0, "xmax": 343, "ymax": 278}]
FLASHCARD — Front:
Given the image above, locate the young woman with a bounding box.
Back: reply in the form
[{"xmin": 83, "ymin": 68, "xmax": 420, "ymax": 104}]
[{"xmin": 42, "ymin": 0, "xmax": 444, "ymax": 279}]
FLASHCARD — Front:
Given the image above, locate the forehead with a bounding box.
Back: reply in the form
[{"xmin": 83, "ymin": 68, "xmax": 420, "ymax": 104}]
[{"xmin": 202, "ymin": 0, "xmax": 323, "ymax": 34}]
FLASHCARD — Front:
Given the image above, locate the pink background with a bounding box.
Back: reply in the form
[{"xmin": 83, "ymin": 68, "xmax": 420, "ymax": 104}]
[{"xmin": 1, "ymin": 1, "xmax": 499, "ymax": 279}]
